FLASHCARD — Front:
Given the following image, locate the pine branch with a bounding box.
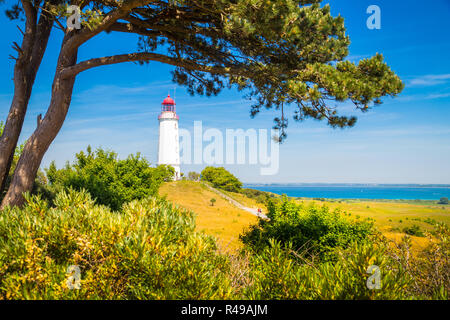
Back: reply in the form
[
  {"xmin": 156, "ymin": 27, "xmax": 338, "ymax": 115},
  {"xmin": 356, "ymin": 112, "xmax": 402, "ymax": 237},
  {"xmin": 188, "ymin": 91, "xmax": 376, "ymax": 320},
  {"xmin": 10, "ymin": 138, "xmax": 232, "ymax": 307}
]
[
  {"xmin": 16, "ymin": 25, "xmax": 25, "ymax": 36},
  {"xmin": 60, "ymin": 51, "xmax": 246, "ymax": 79},
  {"xmin": 12, "ymin": 42, "xmax": 24, "ymax": 55}
]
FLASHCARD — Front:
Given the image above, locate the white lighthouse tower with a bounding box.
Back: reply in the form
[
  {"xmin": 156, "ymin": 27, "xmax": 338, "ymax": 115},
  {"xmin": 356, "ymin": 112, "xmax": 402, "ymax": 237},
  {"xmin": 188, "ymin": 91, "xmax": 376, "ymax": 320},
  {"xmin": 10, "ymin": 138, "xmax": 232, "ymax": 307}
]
[{"xmin": 158, "ymin": 94, "xmax": 180, "ymax": 180}]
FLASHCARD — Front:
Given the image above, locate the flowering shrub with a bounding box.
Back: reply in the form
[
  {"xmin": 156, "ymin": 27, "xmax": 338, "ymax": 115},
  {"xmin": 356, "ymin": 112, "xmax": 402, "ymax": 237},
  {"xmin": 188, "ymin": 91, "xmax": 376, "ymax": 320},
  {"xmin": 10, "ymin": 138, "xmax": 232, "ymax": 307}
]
[
  {"xmin": 0, "ymin": 189, "xmax": 232, "ymax": 299},
  {"xmin": 244, "ymin": 238, "xmax": 411, "ymax": 300}
]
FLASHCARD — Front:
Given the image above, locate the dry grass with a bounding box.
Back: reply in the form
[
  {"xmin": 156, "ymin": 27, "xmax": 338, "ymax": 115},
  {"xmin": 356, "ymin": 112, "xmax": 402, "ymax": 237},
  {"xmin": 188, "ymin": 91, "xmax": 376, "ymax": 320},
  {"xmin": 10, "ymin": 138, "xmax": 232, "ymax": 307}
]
[
  {"xmin": 221, "ymin": 190, "xmax": 262, "ymax": 210},
  {"xmin": 159, "ymin": 181, "xmax": 258, "ymax": 251},
  {"xmin": 383, "ymin": 231, "xmax": 431, "ymax": 254}
]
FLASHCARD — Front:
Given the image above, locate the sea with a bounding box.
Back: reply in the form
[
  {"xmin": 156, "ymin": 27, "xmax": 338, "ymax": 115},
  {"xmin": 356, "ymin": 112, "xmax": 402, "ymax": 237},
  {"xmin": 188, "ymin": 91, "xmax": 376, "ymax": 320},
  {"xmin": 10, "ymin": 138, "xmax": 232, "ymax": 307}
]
[{"xmin": 244, "ymin": 184, "xmax": 450, "ymax": 200}]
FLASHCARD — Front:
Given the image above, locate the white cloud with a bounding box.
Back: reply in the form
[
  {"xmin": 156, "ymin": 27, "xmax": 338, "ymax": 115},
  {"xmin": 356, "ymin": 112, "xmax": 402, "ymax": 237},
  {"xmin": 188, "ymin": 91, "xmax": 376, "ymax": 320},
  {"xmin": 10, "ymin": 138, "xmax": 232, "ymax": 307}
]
[
  {"xmin": 407, "ymin": 74, "xmax": 450, "ymax": 87},
  {"xmin": 396, "ymin": 91, "xmax": 450, "ymax": 102}
]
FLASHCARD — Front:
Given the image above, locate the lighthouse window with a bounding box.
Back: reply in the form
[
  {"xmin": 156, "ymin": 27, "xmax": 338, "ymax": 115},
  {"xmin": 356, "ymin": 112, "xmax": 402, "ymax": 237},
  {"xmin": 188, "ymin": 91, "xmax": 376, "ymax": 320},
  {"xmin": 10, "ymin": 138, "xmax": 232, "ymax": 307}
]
[{"xmin": 162, "ymin": 105, "xmax": 174, "ymax": 112}]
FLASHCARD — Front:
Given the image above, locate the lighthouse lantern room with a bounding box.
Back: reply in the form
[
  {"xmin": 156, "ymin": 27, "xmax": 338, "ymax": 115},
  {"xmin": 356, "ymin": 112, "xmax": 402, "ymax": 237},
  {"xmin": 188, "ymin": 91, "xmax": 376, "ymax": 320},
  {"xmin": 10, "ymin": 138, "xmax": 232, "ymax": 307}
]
[{"xmin": 158, "ymin": 94, "xmax": 180, "ymax": 180}]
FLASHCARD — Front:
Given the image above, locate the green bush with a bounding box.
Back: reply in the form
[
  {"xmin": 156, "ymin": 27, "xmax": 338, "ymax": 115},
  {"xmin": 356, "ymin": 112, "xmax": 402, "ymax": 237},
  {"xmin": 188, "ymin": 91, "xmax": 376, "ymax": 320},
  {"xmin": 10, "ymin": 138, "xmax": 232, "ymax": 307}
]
[
  {"xmin": 200, "ymin": 166, "xmax": 242, "ymax": 192},
  {"xmin": 45, "ymin": 147, "xmax": 174, "ymax": 210},
  {"xmin": 244, "ymin": 239, "xmax": 411, "ymax": 300},
  {"xmin": 438, "ymin": 197, "xmax": 449, "ymax": 205},
  {"xmin": 187, "ymin": 172, "xmax": 200, "ymax": 181},
  {"xmin": 0, "ymin": 189, "xmax": 232, "ymax": 299},
  {"xmin": 424, "ymin": 218, "xmax": 437, "ymax": 225},
  {"xmin": 402, "ymin": 224, "xmax": 424, "ymax": 237},
  {"xmin": 241, "ymin": 196, "xmax": 375, "ymax": 261},
  {"xmin": 240, "ymin": 188, "xmax": 273, "ymax": 205}
]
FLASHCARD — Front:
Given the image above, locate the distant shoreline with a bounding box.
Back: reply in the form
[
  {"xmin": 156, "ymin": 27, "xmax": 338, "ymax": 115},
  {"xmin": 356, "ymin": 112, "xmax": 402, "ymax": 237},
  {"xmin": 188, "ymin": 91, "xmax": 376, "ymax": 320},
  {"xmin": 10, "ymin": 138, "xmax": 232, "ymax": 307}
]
[
  {"xmin": 244, "ymin": 183, "xmax": 450, "ymax": 189},
  {"xmin": 243, "ymin": 184, "xmax": 450, "ymax": 201}
]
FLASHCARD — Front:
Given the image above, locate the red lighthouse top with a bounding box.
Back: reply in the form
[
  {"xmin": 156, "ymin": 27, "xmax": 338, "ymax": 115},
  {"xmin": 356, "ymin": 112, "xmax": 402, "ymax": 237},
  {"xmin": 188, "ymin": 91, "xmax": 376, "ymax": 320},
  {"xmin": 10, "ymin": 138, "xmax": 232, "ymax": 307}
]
[
  {"xmin": 162, "ymin": 94, "xmax": 175, "ymax": 106},
  {"xmin": 159, "ymin": 94, "xmax": 178, "ymax": 119},
  {"xmin": 161, "ymin": 94, "xmax": 176, "ymax": 112}
]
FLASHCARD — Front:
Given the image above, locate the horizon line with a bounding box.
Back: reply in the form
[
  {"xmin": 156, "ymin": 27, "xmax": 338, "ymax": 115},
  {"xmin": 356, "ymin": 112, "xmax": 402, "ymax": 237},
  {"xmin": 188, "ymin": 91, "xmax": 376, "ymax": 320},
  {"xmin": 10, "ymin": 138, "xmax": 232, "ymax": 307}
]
[{"xmin": 242, "ymin": 182, "xmax": 450, "ymax": 187}]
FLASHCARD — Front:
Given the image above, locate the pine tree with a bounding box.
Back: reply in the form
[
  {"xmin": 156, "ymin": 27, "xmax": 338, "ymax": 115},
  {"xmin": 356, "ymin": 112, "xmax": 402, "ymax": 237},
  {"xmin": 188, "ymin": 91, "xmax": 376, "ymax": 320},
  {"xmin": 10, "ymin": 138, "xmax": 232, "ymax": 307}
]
[{"xmin": 1, "ymin": 0, "xmax": 403, "ymax": 207}]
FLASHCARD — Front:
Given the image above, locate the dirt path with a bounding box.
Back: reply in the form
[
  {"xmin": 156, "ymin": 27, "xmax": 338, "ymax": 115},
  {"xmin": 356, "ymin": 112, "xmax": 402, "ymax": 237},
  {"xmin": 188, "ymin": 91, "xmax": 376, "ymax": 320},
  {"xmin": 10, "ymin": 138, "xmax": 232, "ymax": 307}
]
[{"xmin": 202, "ymin": 183, "xmax": 268, "ymax": 219}]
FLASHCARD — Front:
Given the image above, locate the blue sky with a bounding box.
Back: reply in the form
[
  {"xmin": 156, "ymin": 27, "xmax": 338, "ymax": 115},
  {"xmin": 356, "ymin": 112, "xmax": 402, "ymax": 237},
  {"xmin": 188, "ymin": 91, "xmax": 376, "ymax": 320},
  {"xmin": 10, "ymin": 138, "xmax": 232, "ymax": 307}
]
[{"xmin": 0, "ymin": 0, "xmax": 449, "ymax": 184}]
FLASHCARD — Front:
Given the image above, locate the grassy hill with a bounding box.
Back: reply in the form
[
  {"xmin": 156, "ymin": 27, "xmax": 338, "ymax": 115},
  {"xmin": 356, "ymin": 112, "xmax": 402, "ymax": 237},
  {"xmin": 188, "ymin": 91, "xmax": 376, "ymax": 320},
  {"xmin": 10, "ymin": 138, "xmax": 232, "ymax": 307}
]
[{"xmin": 159, "ymin": 181, "xmax": 258, "ymax": 251}]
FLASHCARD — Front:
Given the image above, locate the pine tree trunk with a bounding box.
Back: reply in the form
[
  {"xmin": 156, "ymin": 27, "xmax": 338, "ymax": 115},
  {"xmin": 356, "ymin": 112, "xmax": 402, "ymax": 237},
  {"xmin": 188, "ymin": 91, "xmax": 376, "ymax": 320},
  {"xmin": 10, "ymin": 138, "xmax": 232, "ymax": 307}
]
[
  {"xmin": 1, "ymin": 50, "xmax": 77, "ymax": 208},
  {"xmin": 0, "ymin": 13, "xmax": 53, "ymax": 196},
  {"xmin": 0, "ymin": 69, "xmax": 34, "ymax": 195}
]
